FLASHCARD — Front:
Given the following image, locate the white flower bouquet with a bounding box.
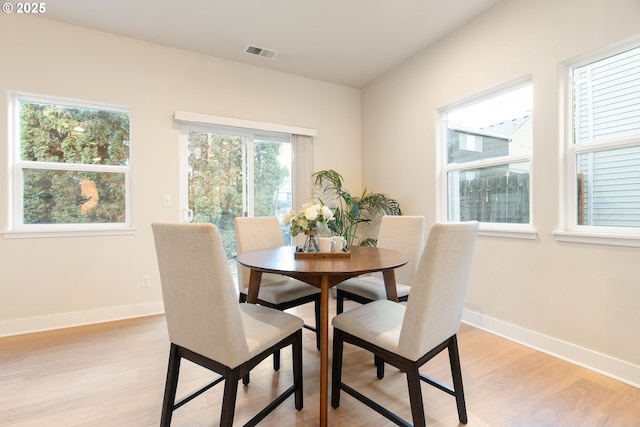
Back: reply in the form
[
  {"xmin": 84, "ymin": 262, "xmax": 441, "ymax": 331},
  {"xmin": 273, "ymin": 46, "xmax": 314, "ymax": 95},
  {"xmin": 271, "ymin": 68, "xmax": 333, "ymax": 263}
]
[{"xmin": 283, "ymin": 200, "xmax": 335, "ymax": 237}]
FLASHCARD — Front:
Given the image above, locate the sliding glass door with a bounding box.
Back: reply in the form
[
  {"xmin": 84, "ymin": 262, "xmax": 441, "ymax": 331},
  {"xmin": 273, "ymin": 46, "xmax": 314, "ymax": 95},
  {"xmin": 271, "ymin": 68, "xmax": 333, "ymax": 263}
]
[{"xmin": 181, "ymin": 124, "xmax": 293, "ymax": 264}]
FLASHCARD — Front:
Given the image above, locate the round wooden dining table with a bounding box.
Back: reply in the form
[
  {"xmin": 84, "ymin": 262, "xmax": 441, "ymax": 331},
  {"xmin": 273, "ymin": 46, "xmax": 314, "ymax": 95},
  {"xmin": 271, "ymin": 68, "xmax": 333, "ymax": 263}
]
[{"xmin": 236, "ymin": 245, "xmax": 408, "ymax": 427}]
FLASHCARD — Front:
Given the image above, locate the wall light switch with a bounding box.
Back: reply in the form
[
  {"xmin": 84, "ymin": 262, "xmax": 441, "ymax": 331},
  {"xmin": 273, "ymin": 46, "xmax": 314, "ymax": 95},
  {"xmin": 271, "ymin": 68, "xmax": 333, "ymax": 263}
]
[{"xmin": 163, "ymin": 195, "xmax": 172, "ymax": 207}]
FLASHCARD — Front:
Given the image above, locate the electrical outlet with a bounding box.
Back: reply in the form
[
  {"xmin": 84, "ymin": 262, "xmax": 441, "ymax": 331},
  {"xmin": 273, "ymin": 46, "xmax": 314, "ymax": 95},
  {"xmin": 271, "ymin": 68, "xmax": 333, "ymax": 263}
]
[{"xmin": 141, "ymin": 275, "xmax": 151, "ymax": 288}]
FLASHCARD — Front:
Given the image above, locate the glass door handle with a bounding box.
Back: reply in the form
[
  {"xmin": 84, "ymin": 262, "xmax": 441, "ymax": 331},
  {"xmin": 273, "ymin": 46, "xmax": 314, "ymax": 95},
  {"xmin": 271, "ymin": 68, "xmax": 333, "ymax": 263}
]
[{"xmin": 183, "ymin": 208, "xmax": 194, "ymax": 223}]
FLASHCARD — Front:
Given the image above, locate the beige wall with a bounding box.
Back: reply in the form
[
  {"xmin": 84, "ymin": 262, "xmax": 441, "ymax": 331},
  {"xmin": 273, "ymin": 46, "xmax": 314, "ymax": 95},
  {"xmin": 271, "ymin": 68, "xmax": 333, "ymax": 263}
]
[
  {"xmin": 0, "ymin": 17, "xmax": 361, "ymax": 332},
  {"xmin": 362, "ymin": 0, "xmax": 640, "ymax": 385}
]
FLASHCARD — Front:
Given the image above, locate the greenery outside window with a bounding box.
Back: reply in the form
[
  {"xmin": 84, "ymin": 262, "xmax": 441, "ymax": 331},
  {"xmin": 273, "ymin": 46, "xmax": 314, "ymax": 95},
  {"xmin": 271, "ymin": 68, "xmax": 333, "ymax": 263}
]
[
  {"xmin": 441, "ymin": 81, "xmax": 533, "ymax": 234},
  {"xmin": 183, "ymin": 124, "xmax": 293, "ymax": 259},
  {"xmin": 175, "ymin": 111, "xmax": 316, "ymax": 267},
  {"xmin": 9, "ymin": 94, "xmax": 131, "ymax": 236},
  {"xmin": 565, "ymin": 45, "xmax": 640, "ymax": 235}
]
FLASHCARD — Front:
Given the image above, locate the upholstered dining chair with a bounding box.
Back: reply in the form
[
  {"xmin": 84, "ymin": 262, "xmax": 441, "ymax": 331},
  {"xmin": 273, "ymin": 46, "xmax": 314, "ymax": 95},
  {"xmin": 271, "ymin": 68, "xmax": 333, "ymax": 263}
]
[
  {"xmin": 335, "ymin": 215, "xmax": 426, "ymax": 314},
  {"xmin": 331, "ymin": 221, "xmax": 478, "ymax": 427},
  {"xmin": 235, "ymin": 216, "xmax": 321, "ymax": 353},
  {"xmin": 152, "ymin": 222, "xmax": 304, "ymax": 427}
]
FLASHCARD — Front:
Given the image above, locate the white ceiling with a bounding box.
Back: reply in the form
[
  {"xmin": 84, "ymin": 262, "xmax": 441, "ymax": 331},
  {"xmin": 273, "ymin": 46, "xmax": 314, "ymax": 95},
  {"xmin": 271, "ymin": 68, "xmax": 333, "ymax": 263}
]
[{"xmin": 39, "ymin": 0, "xmax": 501, "ymax": 88}]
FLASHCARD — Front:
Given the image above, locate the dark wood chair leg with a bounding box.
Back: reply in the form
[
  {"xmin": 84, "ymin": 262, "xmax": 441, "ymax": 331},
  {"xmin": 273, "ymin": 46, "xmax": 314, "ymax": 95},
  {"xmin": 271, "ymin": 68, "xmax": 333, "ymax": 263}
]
[
  {"xmin": 160, "ymin": 344, "xmax": 181, "ymax": 427},
  {"xmin": 374, "ymin": 354, "xmax": 385, "ymax": 379},
  {"xmin": 336, "ymin": 289, "xmax": 345, "ymax": 314},
  {"xmin": 159, "ymin": 333, "xmax": 301, "ymax": 427},
  {"xmin": 293, "ymin": 330, "xmax": 304, "ymax": 410},
  {"xmin": 273, "ymin": 350, "xmax": 280, "ymax": 371},
  {"xmin": 220, "ymin": 370, "xmax": 240, "ymax": 427},
  {"xmin": 406, "ymin": 363, "xmax": 426, "ymax": 427},
  {"xmin": 448, "ymin": 335, "xmax": 468, "ymax": 424},
  {"xmin": 332, "ymin": 333, "xmax": 467, "ymax": 427},
  {"xmin": 331, "ymin": 329, "xmax": 345, "ymax": 408},
  {"xmin": 314, "ymin": 296, "xmax": 321, "ymax": 350}
]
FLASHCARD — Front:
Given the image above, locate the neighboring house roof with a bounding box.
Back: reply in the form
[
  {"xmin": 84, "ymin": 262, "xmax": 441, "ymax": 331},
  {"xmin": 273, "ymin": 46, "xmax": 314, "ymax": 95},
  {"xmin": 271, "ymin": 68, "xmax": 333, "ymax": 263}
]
[
  {"xmin": 482, "ymin": 115, "xmax": 531, "ymax": 139},
  {"xmin": 448, "ymin": 115, "xmax": 531, "ymax": 140}
]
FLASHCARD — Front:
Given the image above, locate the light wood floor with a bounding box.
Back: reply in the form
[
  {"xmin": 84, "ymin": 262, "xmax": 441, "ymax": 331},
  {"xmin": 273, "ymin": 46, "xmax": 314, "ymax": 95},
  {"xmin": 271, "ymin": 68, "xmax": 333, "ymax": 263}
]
[{"xmin": 1, "ymin": 300, "xmax": 639, "ymax": 427}]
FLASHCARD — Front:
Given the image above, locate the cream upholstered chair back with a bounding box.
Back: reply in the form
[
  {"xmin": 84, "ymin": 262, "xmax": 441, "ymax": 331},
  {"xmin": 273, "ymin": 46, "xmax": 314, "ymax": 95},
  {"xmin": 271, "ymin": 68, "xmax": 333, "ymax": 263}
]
[
  {"xmin": 152, "ymin": 222, "xmax": 250, "ymax": 368},
  {"xmin": 373, "ymin": 215, "xmax": 425, "ymax": 285},
  {"xmin": 398, "ymin": 222, "xmax": 478, "ymax": 360},
  {"xmin": 235, "ymin": 216, "xmax": 286, "ymax": 290}
]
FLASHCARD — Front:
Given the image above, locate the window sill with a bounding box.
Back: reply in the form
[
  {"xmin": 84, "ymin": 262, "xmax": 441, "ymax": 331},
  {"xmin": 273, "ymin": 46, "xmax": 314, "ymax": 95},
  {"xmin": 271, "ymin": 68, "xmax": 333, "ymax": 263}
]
[
  {"xmin": 478, "ymin": 226, "xmax": 538, "ymax": 240},
  {"xmin": 4, "ymin": 228, "xmax": 136, "ymax": 239},
  {"xmin": 553, "ymin": 231, "xmax": 640, "ymax": 248}
]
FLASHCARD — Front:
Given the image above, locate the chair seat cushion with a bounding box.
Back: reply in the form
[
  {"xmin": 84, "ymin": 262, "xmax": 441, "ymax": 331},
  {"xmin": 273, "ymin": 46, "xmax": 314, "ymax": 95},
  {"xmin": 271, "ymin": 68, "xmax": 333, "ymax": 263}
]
[
  {"xmin": 332, "ymin": 299, "xmax": 407, "ymax": 357},
  {"xmin": 240, "ymin": 303, "xmax": 304, "ymax": 360},
  {"xmin": 336, "ymin": 276, "xmax": 411, "ymax": 300},
  {"xmin": 241, "ymin": 275, "xmax": 320, "ymax": 305}
]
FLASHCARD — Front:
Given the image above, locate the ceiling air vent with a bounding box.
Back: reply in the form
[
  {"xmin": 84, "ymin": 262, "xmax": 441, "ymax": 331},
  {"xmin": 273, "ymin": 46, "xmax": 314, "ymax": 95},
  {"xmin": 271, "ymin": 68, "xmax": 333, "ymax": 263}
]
[{"xmin": 245, "ymin": 45, "xmax": 278, "ymax": 59}]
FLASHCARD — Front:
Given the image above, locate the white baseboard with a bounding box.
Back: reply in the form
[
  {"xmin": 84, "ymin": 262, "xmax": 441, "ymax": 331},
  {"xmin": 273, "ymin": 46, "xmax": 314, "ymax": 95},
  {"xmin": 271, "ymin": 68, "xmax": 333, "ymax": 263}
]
[
  {"xmin": 2, "ymin": 304, "xmax": 638, "ymax": 390},
  {"xmin": 463, "ymin": 309, "xmax": 640, "ymax": 389},
  {"xmin": 0, "ymin": 301, "xmax": 165, "ymax": 338}
]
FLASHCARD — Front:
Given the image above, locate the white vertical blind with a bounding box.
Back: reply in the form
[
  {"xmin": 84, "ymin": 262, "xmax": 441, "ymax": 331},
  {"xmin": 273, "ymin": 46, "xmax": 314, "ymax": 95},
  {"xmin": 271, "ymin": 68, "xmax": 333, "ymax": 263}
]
[
  {"xmin": 291, "ymin": 134, "xmax": 314, "ymax": 209},
  {"xmin": 291, "ymin": 134, "xmax": 314, "ymax": 248}
]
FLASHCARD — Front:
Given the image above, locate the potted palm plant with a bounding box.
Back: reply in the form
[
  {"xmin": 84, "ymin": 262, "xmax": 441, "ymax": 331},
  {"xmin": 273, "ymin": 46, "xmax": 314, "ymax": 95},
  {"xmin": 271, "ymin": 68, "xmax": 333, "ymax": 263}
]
[{"xmin": 312, "ymin": 169, "xmax": 401, "ymax": 247}]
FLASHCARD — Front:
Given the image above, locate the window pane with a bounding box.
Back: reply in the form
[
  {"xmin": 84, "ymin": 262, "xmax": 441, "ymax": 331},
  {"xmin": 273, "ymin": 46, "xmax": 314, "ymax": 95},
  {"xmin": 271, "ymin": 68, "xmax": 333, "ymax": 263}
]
[
  {"xmin": 573, "ymin": 46, "xmax": 640, "ymax": 144},
  {"xmin": 187, "ymin": 131, "xmax": 244, "ymax": 259},
  {"xmin": 446, "ymin": 85, "xmax": 532, "ymax": 164},
  {"xmin": 13, "ymin": 95, "xmax": 131, "ymax": 231},
  {"xmin": 19, "ymin": 100, "xmax": 130, "ymax": 166},
  {"xmin": 23, "ymin": 169, "xmax": 126, "ymax": 224},
  {"xmin": 253, "ymin": 139, "xmax": 291, "ymax": 217},
  {"xmin": 577, "ymin": 146, "xmax": 640, "ymax": 227},
  {"xmin": 253, "ymin": 139, "xmax": 292, "ymax": 242},
  {"xmin": 448, "ymin": 163, "xmax": 530, "ymax": 224}
]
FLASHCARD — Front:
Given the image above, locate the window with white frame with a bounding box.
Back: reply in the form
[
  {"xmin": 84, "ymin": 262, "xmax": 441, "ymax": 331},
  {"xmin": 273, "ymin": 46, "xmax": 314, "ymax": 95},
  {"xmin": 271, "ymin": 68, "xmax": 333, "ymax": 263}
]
[
  {"xmin": 442, "ymin": 82, "xmax": 533, "ymax": 228},
  {"xmin": 182, "ymin": 124, "xmax": 294, "ymax": 252},
  {"xmin": 175, "ymin": 111, "xmax": 316, "ymax": 264},
  {"xmin": 566, "ymin": 45, "xmax": 640, "ymax": 233},
  {"xmin": 9, "ymin": 94, "xmax": 131, "ymax": 235}
]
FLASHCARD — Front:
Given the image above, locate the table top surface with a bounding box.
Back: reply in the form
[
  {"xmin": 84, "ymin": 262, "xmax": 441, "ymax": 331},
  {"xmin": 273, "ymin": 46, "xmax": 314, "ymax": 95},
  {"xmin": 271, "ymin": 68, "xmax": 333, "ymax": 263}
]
[{"xmin": 236, "ymin": 245, "xmax": 408, "ymax": 276}]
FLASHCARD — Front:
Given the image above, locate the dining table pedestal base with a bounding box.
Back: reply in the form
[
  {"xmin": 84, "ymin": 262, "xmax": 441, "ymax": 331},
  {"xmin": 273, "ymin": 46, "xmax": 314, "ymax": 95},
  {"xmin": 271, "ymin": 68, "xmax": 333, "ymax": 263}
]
[{"xmin": 238, "ymin": 246, "xmax": 408, "ymax": 427}]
